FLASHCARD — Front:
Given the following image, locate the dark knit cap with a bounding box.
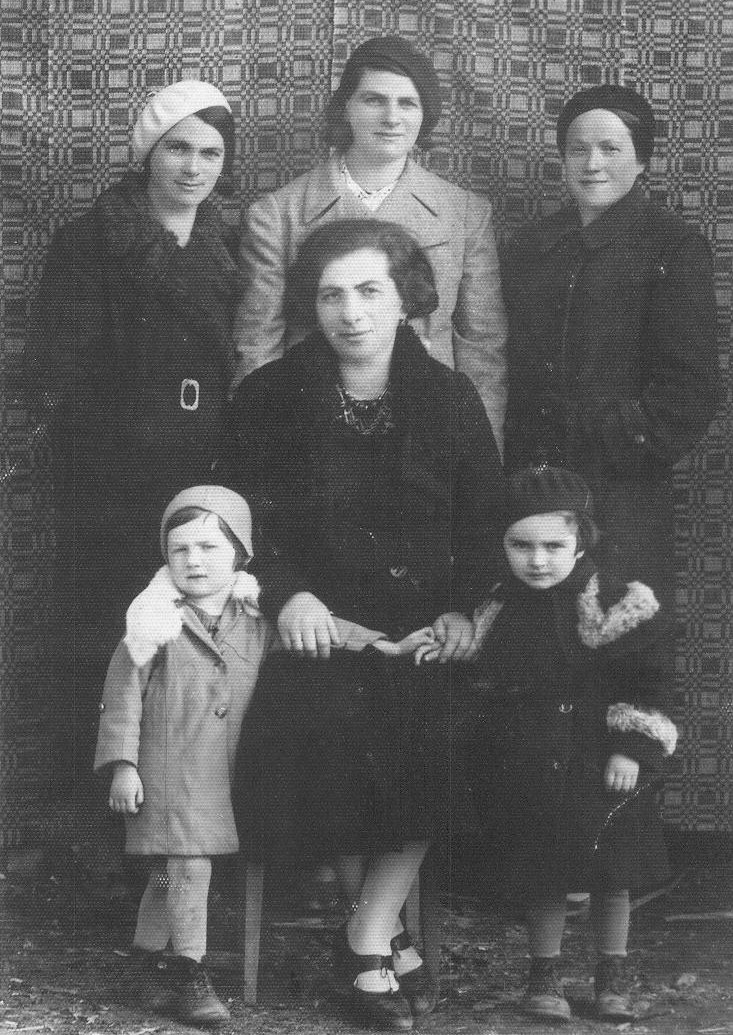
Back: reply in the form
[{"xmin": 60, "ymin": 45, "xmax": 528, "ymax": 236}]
[
  {"xmin": 506, "ymin": 465, "xmax": 594, "ymax": 526},
  {"xmin": 333, "ymin": 35, "xmax": 442, "ymax": 139},
  {"xmin": 556, "ymin": 85, "xmax": 655, "ymax": 162}
]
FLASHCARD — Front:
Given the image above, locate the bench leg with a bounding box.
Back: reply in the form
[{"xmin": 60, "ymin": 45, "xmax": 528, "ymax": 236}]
[{"xmin": 238, "ymin": 858, "xmax": 264, "ymax": 1005}]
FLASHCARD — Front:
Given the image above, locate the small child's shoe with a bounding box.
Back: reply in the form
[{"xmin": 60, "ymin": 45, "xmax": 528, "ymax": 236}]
[
  {"xmin": 522, "ymin": 957, "xmax": 571, "ymax": 1023},
  {"xmin": 172, "ymin": 956, "xmax": 230, "ymax": 1028},
  {"xmin": 121, "ymin": 948, "xmax": 174, "ymax": 1012},
  {"xmin": 594, "ymin": 955, "xmax": 635, "ymax": 1021}
]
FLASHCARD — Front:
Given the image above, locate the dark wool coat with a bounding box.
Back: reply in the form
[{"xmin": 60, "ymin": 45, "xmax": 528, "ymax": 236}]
[
  {"xmin": 28, "ymin": 174, "xmax": 240, "ymax": 779},
  {"xmin": 501, "ymin": 182, "xmax": 719, "ymax": 605},
  {"xmin": 223, "ymin": 326, "xmax": 506, "ymax": 858},
  {"xmin": 457, "ymin": 557, "xmax": 676, "ymax": 895}
]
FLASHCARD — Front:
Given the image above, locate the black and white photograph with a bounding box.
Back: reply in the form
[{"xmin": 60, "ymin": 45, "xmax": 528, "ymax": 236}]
[{"xmin": 1, "ymin": 1, "xmax": 731, "ymax": 1032}]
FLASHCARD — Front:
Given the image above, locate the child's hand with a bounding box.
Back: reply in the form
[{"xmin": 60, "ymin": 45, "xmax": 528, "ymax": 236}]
[
  {"xmin": 604, "ymin": 753, "xmax": 639, "ymax": 794},
  {"xmin": 109, "ymin": 764, "xmax": 144, "ymax": 814},
  {"xmin": 430, "ymin": 612, "xmax": 474, "ymax": 663},
  {"xmin": 278, "ymin": 592, "xmax": 342, "ymax": 659},
  {"xmin": 373, "ymin": 627, "xmax": 437, "ymax": 662}
]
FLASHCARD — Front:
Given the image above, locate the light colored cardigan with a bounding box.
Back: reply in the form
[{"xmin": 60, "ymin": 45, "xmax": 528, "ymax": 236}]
[{"xmin": 231, "ymin": 155, "xmax": 508, "ymax": 451}]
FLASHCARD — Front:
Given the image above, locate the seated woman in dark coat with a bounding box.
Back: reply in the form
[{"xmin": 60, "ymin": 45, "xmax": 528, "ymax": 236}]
[{"xmin": 224, "ymin": 219, "xmax": 505, "ymax": 1031}]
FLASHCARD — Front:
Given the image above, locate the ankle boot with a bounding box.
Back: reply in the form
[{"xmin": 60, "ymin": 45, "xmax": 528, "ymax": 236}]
[
  {"xmin": 333, "ymin": 924, "xmax": 413, "ymax": 1031},
  {"xmin": 522, "ymin": 957, "xmax": 571, "ymax": 1022},
  {"xmin": 390, "ymin": 930, "xmax": 439, "ymax": 1016},
  {"xmin": 120, "ymin": 949, "xmax": 174, "ymax": 1011},
  {"xmin": 595, "ymin": 955, "xmax": 635, "ymax": 1021},
  {"xmin": 171, "ymin": 956, "xmax": 230, "ymax": 1028}
]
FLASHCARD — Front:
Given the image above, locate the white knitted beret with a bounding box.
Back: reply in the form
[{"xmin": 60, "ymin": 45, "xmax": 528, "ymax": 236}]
[{"xmin": 131, "ymin": 80, "xmax": 231, "ymax": 162}]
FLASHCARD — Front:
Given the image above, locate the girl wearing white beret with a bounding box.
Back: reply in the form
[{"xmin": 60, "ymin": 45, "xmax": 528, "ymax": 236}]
[{"xmin": 29, "ymin": 81, "xmax": 240, "ymax": 796}]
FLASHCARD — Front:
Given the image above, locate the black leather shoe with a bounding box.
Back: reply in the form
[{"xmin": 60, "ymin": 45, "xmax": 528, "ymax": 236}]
[
  {"xmin": 170, "ymin": 956, "xmax": 230, "ymax": 1028},
  {"xmin": 390, "ymin": 930, "xmax": 439, "ymax": 1016},
  {"xmin": 595, "ymin": 956, "xmax": 635, "ymax": 1021},
  {"xmin": 120, "ymin": 948, "xmax": 174, "ymax": 1012},
  {"xmin": 333, "ymin": 924, "xmax": 413, "ymax": 1031}
]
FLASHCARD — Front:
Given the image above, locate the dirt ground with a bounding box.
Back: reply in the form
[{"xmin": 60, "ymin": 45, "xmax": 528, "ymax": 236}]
[{"xmin": 1, "ymin": 836, "xmax": 732, "ymax": 1035}]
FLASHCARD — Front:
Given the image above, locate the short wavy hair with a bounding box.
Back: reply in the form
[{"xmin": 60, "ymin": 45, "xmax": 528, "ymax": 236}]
[{"xmin": 285, "ymin": 219, "xmax": 439, "ymax": 327}]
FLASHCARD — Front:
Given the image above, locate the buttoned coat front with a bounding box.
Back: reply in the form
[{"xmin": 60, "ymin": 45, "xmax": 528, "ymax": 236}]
[
  {"xmin": 95, "ymin": 602, "xmax": 275, "ymax": 856},
  {"xmin": 502, "ymin": 183, "xmax": 719, "ymax": 600},
  {"xmin": 231, "ymin": 155, "xmax": 508, "ymax": 448},
  {"xmin": 458, "ymin": 559, "xmax": 676, "ymax": 893}
]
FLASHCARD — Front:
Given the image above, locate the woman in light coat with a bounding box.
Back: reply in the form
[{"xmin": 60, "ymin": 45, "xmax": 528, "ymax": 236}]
[{"xmin": 231, "ymin": 35, "xmax": 508, "ymax": 449}]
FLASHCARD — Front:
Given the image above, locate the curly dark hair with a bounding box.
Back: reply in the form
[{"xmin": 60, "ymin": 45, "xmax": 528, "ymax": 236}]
[{"xmin": 285, "ymin": 219, "xmax": 439, "ymax": 327}]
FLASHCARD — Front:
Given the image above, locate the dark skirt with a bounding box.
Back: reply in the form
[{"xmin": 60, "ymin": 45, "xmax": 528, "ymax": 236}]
[{"xmin": 234, "ymin": 647, "xmax": 451, "ymax": 862}]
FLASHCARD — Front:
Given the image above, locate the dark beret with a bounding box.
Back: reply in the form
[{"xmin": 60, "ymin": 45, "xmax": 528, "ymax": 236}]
[
  {"xmin": 334, "ymin": 35, "xmax": 442, "ymax": 138},
  {"xmin": 506, "ymin": 465, "xmax": 594, "ymax": 526},
  {"xmin": 556, "ymin": 85, "xmax": 655, "ymax": 162}
]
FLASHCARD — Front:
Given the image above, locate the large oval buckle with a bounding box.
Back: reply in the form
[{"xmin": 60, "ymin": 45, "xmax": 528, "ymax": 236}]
[{"xmin": 180, "ymin": 378, "xmax": 200, "ymax": 411}]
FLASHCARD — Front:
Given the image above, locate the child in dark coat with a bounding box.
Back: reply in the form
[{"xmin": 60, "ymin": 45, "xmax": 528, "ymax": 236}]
[{"xmin": 462, "ymin": 466, "xmax": 677, "ymax": 1022}]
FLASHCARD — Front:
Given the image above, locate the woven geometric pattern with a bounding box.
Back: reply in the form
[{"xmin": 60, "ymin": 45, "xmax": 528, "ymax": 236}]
[{"xmin": 1, "ymin": 0, "xmax": 731, "ymax": 845}]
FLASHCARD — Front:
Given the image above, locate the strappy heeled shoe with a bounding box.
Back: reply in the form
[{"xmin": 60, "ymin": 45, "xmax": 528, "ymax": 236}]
[
  {"xmin": 333, "ymin": 923, "xmax": 413, "ymax": 1031},
  {"xmin": 390, "ymin": 929, "xmax": 439, "ymax": 1016}
]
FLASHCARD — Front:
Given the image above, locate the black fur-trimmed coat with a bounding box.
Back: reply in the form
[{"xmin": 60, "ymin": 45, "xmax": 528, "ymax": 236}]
[
  {"xmin": 28, "ymin": 174, "xmax": 240, "ymax": 777},
  {"xmin": 458, "ymin": 557, "xmax": 676, "ymax": 894},
  {"xmin": 30, "ymin": 173, "xmax": 240, "ymax": 602}
]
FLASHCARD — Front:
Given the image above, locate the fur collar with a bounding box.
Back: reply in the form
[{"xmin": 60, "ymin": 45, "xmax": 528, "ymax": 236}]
[
  {"xmin": 577, "ymin": 572, "xmax": 660, "ymax": 647},
  {"xmin": 607, "ymin": 702, "xmax": 678, "ymax": 756},
  {"xmin": 471, "ymin": 569, "xmax": 660, "ymax": 653},
  {"xmin": 93, "ymin": 173, "xmax": 239, "ymax": 338},
  {"xmin": 124, "ymin": 565, "xmax": 261, "ymax": 667}
]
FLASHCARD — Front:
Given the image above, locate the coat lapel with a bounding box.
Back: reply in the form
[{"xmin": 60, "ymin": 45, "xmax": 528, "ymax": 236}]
[
  {"xmin": 302, "ymin": 156, "xmax": 450, "ymax": 247},
  {"xmin": 180, "ymin": 606, "xmax": 224, "ymax": 658},
  {"xmin": 378, "ymin": 161, "xmax": 450, "ymax": 248}
]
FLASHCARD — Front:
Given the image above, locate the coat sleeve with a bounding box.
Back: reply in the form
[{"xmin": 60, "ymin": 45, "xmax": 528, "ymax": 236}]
[
  {"xmin": 218, "ymin": 373, "xmax": 315, "ymax": 620},
  {"xmin": 451, "ymin": 192, "xmax": 509, "ymax": 456},
  {"xmin": 450, "ymin": 375, "xmax": 506, "ymax": 613},
  {"xmin": 230, "ymin": 194, "xmax": 289, "ymax": 393},
  {"xmin": 597, "ymin": 598, "xmax": 677, "ymax": 771},
  {"xmin": 26, "ymin": 219, "xmax": 108, "ymax": 416},
  {"xmin": 584, "ymin": 231, "xmax": 720, "ymax": 471},
  {"xmin": 93, "ymin": 640, "xmax": 151, "ymax": 772}
]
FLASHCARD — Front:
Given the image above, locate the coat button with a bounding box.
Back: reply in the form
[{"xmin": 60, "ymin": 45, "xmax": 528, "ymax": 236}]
[
  {"xmin": 214, "ymin": 705, "xmax": 228, "ymax": 718},
  {"xmin": 390, "ymin": 566, "xmax": 408, "ymax": 579},
  {"xmin": 559, "ymin": 702, "xmax": 573, "ymax": 713},
  {"xmin": 98, "ymin": 702, "xmax": 105, "ymax": 712}
]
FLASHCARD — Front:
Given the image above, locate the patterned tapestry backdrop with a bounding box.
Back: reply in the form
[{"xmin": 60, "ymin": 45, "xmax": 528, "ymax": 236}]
[{"xmin": 1, "ymin": 0, "xmax": 731, "ymax": 847}]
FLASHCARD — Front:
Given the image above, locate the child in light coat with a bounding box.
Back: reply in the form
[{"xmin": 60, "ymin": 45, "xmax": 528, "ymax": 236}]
[
  {"xmin": 95, "ymin": 485, "xmax": 432, "ymax": 1028},
  {"xmin": 460, "ymin": 466, "xmax": 677, "ymax": 1023}
]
